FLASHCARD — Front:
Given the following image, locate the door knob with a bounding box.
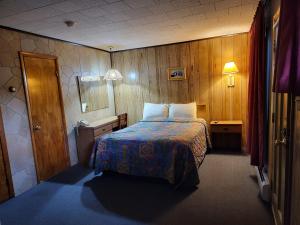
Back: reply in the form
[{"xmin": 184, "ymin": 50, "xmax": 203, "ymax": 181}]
[
  {"xmin": 274, "ymin": 138, "xmax": 287, "ymax": 146},
  {"xmin": 33, "ymin": 124, "xmax": 41, "ymax": 131},
  {"xmin": 274, "ymin": 128, "xmax": 288, "ymax": 147}
]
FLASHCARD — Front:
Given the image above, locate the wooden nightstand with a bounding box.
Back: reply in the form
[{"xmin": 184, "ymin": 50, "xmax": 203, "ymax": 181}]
[{"xmin": 210, "ymin": 120, "xmax": 243, "ymax": 151}]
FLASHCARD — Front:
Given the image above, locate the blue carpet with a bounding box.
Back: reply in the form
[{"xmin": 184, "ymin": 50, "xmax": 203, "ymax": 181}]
[{"xmin": 0, "ymin": 154, "xmax": 274, "ymax": 225}]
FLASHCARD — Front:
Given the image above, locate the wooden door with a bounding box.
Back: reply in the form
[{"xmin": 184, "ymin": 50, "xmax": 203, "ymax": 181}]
[
  {"xmin": 20, "ymin": 52, "xmax": 69, "ymax": 181},
  {"xmin": 0, "ymin": 107, "xmax": 14, "ymax": 202},
  {"xmin": 269, "ymin": 8, "xmax": 290, "ymax": 225},
  {"xmin": 268, "ymin": 8, "xmax": 280, "ymax": 188},
  {"xmin": 271, "ymin": 93, "xmax": 289, "ymax": 225}
]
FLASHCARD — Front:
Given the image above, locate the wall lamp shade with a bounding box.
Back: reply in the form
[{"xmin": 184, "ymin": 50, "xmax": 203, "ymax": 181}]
[
  {"xmin": 104, "ymin": 69, "xmax": 123, "ymax": 80},
  {"xmin": 223, "ymin": 61, "xmax": 239, "ymax": 74},
  {"xmin": 223, "ymin": 61, "xmax": 238, "ymax": 87}
]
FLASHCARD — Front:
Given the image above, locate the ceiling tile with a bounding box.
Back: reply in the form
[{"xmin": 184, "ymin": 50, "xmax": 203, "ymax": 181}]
[
  {"xmin": 0, "ymin": 0, "xmax": 259, "ymax": 51},
  {"xmin": 101, "ymin": 1, "xmax": 131, "ymax": 14},
  {"xmin": 51, "ymin": 1, "xmax": 85, "ymax": 13},
  {"xmin": 16, "ymin": 6, "xmax": 64, "ymax": 22},
  {"xmin": 215, "ymin": 0, "xmax": 242, "ymax": 10},
  {"xmin": 124, "ymin": 0, "xmax": 155, "ymax": 9},
  {"xmin": 0, "ymin": 16, "xmax": 26, "ymax": 26},
  {"xmin": 104, "ymin": 0, "xmax": 120, "ymax": 3},
  {"xmin": 123, "ymin": 7, "xmax": 154, "ymax": 19},
  {"xmin": 190, "ymin": 3, "xmax": 215, "ymax": 15},
  {"xmin": 80, "ymin": 7, "xmax": 106, "ymax": 18},
  {"xmin": 170, "ymin": 0, "xmax": 202, "ymax": 9},
  {"xmin": 166, "ymin": 7, "xmax": 195, "ymax": 20},
  {"xmin": 0, "ymin": 7, "xmax": 16, "ymax": 18},
  {"xmin": 148, "ymin": 3, "xmax": 177, "ymax": 14},
  {"xmin": 69, "ymin": 0, "xmax": 107, "ymax": 8},
  {"xmin": 109, "ymin": 13, "xmax": 130, "ymax": 22},
  {"xmin": 20, "ymin": 0, "xmax": 62, "ymax": 8}
]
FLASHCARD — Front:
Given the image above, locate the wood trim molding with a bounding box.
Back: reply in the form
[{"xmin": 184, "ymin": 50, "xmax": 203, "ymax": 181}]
[
  {"xmin": 19, "ymin": 51, "xmax": 57, "ymax": 60},
  {"xmin": 0, "ymin": 106, "xmax": 14, "ymax": 197},
  {"xmin": 19, "ymin": 51, "xmax": 70, "ymax": 182}
]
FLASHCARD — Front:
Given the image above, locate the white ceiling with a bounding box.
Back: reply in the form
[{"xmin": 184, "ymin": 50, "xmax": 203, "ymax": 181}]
[{"xmin": 0, "ymin": 0, "xmax": 259, "ymax": 51}]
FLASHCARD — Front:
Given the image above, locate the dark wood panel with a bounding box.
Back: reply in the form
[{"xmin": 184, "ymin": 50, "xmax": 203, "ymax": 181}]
[
  {"xmin": 291, "ymin": 98, "xmax": 300, "ymax": 225},
  {"xmin": 112, "ymin": 33, "xmax": 249, "ymax": 147},
  {"xmin": 212, "ymin": 133, "xmax": 242, "ymax": 150},
  {"xmin": 0, "ymin": 107, "xmax": 14, "ymax": 202},
  {"xmin": 0, "ymin": 143, "xmax": 10, "ymax": 202}
]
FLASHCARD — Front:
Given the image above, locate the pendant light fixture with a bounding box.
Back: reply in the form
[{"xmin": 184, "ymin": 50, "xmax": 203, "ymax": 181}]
[{"xmin": 104, "ymin": 46, "xmax": 123, "ymax": 80}]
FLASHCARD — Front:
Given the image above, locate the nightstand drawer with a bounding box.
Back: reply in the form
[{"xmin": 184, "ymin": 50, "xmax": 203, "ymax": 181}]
[
  {"xmin": 94, "ymin": 124, "xmax": 113, "ymax": 137},
  {"xmin": 211, "ymin": 125, "xmax": 242, "ymax": 133},
  {"xmin": 210, "ymin": 120, "xmax": 243, "ymax": 151},
  {"xmin": 112, "ymin": 121, "xmax": 119, "ymax": 128}
]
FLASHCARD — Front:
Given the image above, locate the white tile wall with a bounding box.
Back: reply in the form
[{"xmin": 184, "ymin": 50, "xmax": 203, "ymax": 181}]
[{"xmin": 0, "ymin": 27, "xmax": 115, "ymax": 196}]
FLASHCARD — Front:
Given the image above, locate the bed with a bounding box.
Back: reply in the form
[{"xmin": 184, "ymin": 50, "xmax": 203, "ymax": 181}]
[{"xmin": 92, "ymin": 118, "xmax": 211, "ymax": 187}]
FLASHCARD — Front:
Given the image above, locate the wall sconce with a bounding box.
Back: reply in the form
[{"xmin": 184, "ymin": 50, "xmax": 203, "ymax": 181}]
[{"xmin": 223, "ymin": 61, "xmax": 239, "ymax": 87}]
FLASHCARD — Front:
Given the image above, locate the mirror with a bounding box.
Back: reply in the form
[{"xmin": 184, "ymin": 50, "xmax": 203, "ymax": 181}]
[{"xmin": 77, "ymin": 76, "xmax": 109, "ymax": 113}]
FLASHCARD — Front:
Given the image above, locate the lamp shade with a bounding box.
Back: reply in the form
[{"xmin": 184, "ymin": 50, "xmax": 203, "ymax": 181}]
[
  {"xmin": 104, "ymin": 69, "xmax": 123, "ymax": 80},
  {"xmin": 223, "ymin": 62, "xmax": 239, "ymax": 74}
]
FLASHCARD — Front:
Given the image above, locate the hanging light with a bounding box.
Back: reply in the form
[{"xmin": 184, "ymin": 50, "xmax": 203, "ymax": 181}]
[
  {"xmin": 104, "ymin": 46, "xmax": 123, "ymax": 80},
  {"xmin": 104, "ymin": 69, "xmax": 123, "ymax": 80}
]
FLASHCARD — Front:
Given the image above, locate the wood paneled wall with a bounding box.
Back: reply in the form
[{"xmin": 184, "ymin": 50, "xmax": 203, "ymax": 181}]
[{"xmin": 112, "ymin": 33, "xmax": 249, "ymax": 147}]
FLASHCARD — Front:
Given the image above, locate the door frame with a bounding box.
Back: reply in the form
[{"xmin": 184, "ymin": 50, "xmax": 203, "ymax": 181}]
[
  {"xmin": 268, "ymin": 7, "xmax": 280, "ymax": 188},
  {"xmin": 269, "ymin": 7, "xmax": 282, "ymax": 225},
  {"xmin": 19, "ymin": 51, "xmax": 70, "ymax": 182},
  {"xmin": 0, "ymin": 107, "xmax": 14, "ymax": 198}
]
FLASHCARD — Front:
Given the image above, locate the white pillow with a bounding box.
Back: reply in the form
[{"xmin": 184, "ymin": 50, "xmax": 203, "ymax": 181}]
[
  {"xmin": 169, "ymin": 102, "xmax": 197, "ymax": 119},
  {"xmin": 143, "ymin": 103, "xmax": 169, "ymax": 120}
]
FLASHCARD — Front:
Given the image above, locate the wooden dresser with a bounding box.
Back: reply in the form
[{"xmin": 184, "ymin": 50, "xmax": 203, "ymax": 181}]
[
  {"xmin": 76, "ymin": 114, "xmax": 127, "ymax": 166},
  {"xmin": 210, "ymin": 120, "xmax": 243, "ymax": 151}
]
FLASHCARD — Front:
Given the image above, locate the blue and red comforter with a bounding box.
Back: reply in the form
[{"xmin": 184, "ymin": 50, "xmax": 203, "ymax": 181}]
[{"xmin": 93, "ymin": 119, "xmax": 211, "ymax": 186}]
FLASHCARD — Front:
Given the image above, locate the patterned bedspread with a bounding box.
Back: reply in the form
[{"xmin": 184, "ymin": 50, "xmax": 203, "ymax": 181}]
[{"xmin": 92, "ymin": 119, "xmax": 211, "ymax": 187}]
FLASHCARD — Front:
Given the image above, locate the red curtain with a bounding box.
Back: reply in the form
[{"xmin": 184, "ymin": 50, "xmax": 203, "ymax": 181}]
[
  {"xmin": 274, "ymin": 0, "xmax": 300, "ymax": 95},
  {"xmin": 247, "ymin": 2, "xmax": 266, "ymax": 168}
]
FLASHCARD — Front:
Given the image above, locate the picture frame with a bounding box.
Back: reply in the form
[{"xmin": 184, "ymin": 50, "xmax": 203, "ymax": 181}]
[{"xmin": 168, "ymin": 67, "xmax": 186, "ymax": 80}]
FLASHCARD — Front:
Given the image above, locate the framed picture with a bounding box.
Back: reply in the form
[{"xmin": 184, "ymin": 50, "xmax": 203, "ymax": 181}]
[{"xmin": 168, "ymin": 67, "xmax": 186, "ymax": 80}]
